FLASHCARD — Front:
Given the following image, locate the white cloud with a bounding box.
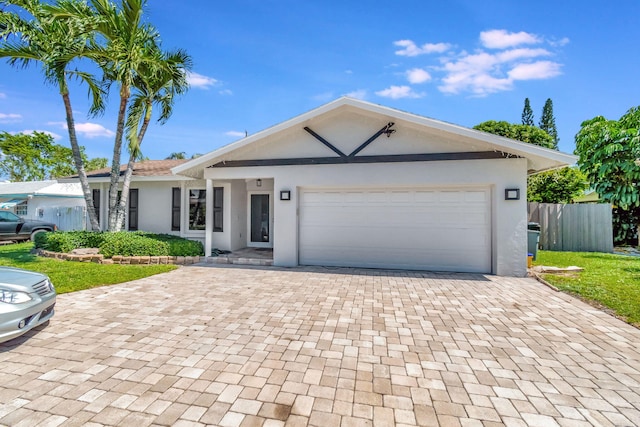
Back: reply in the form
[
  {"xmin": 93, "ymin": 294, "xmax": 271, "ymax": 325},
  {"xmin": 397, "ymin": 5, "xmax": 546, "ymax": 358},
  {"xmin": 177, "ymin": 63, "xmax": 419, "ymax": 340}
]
[
  {"xmin": 225, "ymin": 130, "xmax": 246, "ymax": 138},
  {"xmin": 549, "ymin": 37, "xmax": 570, "ymax": 47},
  {"xmin": 394, "ymin": 40, "xmax": 451, "ymax": 56},
  {"xmin": 73, "ymin": 123, "xmax": 114, "ymax": 138},
  {"xmin": 480, "ymin": 29, "xmax": 541, "ymax": 49},
  {"xmin": 406, "ymin": 68, "xmax": 432, "ymax": 84},
  {"xmin": 0, "ymin": 113, "xmax": 22, "ymax": 123},
  {"xmin": 496, "ymin": 48, "xmax": 551, "ymax": 62},
  {"xmin": 0, "ymin": 93, "xmax": 6, "ymax": 99},
  {"xmin": 508, "ymin": 61, "xmax": 563, "ymax": 80},
  {"xmin": 75, "ymin": 123, "xmax": 115, "ymax": 138},
  {"xmin": 219, "ymin": 89, "xmax": 233, "ymax": 96},
  {"xmin": 19, "ymin": 129, "xmax": 63, "ymax": 140},
  {"xmin": 344, "ymin": 89, "xmax": 367, "ymax": 100},
  {"xmin": 434, "ymin": 42, "xmax": 561, "ymax": 96},
  {"xmin": 311, "ymin": 91, "xmax": 335, "ymax": 102},
  {"xmin": 49, "ymin": 121, "xmax": 114, "ymax": 138},
  {"xmin": 186, "ymin": 71, "xmax": 219, "ymax": 89},
  {"xmin": 375, "ymin": 85, "xmax": 424, "ymax": 99}
]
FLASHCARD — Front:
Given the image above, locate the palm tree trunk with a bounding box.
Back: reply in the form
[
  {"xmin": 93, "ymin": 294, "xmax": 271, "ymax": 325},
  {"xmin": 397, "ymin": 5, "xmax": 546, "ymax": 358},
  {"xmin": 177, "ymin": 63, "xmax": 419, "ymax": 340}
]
[
  {"xmin": 115, "ymin": 154, "xmax": 135, "ymax": 230},
  {"xmin": 115, "ymin": 102, "xmax": 153, "ymax": 230},
  {"xmin": 107, "ymin": 86, "xmax": 130, "ymax": 231},
  {"xmin": 61, "ymin": 89, "xmax": 100, "ymax": 231}
]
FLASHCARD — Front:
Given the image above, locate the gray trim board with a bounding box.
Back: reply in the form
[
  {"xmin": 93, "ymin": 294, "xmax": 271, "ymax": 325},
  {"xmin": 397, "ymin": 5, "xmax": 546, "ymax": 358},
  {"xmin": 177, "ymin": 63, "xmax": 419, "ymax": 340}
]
[{"xmin": 209, "ymin": 151, "xmax": 513, "ymax": 168}]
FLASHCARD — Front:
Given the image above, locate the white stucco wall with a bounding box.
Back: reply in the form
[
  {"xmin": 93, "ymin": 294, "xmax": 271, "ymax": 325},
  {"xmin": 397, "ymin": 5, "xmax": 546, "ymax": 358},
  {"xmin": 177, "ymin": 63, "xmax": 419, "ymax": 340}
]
[
  {"xmin": 89, "ymin": 180, "xmax": 207, "ymax": 241},
  {"xmin": 133, "ymin": 181, "xmax": 174, "ymax": 233},
  {"xmin": 204, "ymin": 157, "xmax": 529, "ymax": 276},
  {"xmin": 26, "ymin": 196, "xmax": 85, "ymax": 217}
]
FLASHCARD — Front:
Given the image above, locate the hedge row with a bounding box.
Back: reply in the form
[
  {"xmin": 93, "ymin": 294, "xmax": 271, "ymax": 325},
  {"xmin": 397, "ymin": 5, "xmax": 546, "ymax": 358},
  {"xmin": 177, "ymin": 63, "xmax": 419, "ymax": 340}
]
[{"xmin": 34, "ymin": 231, "xmax": 204, "ymax": 258}]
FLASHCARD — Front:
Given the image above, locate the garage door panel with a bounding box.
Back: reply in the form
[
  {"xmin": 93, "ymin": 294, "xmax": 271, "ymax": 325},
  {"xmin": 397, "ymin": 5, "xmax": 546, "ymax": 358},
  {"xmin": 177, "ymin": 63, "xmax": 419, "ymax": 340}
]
[{"xmin": 299, "ymin": 187, "xmax": 492, "ymax": 273}]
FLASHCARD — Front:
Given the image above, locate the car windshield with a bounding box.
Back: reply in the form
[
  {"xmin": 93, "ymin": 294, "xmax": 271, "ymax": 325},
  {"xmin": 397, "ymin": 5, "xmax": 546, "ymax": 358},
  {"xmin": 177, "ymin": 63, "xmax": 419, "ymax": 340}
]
[{"xmin": 0, "ymin": 211, "xmax": 20, "ymax": 222}]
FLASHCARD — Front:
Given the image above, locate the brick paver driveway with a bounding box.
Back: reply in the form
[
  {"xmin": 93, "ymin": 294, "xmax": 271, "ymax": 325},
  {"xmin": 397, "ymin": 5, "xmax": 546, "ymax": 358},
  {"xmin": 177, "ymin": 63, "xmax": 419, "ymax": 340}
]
[{"xmin": 1, "ymin": 266, "xmax": 639, "ymax": 427}]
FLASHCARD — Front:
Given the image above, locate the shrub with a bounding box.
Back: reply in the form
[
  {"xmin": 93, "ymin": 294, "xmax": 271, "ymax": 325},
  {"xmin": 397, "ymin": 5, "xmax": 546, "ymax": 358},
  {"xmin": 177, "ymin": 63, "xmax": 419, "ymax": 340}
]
[
  {"xmin": 613, "ymin": 207, "xmax": 640, "ymax": 245},
  {"xmin": 73, "ymin": 230, "xmax": 105, "ymax": 248},
  {"xmin": 99, "ymin": 232, "xmax": 169, "ymax": 258},
  {"xmin": 33, "ymin": 231, "xmax": 50, "ymax": 249},
  {"xmin": 164, "ymin": 236, "xmax": 204, "ymax": 256},
  {"xmin": 36, "ymin": 231, "xmax": 80, "ymax": 253},
  {"xmin": 36, "ymin": 230, "xmax": 204, "ymax": 257}
]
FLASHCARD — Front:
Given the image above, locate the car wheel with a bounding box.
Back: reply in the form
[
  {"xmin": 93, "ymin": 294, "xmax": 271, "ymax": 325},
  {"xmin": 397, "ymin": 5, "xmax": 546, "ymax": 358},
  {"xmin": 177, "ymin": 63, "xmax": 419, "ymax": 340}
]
[{"xmin": 30, "ymin": 229, "xmax": 47, "ymax": 242}]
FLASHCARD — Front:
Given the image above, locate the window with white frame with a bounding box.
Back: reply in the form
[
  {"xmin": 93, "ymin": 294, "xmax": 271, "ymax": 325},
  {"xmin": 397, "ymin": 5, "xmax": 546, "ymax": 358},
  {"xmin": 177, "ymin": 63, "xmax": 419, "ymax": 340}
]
[
  {"xmin": 189, "ymin": 189, "xmax": 206, "ymax": 230},
  {"xmin": 188, "ymin": 188, "xmax": 223, "ymax": 231},
  {"xmin": 15, "ymin": 202, "xmax": 27, "ymax": 216}
]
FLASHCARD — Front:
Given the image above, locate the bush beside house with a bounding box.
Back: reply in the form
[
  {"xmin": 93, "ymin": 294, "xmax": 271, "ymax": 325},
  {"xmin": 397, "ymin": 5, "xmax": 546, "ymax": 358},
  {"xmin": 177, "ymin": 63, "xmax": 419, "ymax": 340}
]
[{"xmin": 35, "ymin": 231, "xmax": 204, "ymax": 258}]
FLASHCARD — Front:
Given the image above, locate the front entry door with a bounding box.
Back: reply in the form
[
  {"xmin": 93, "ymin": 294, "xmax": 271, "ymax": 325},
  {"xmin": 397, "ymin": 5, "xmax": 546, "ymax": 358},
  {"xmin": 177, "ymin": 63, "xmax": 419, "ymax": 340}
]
[{"xmin": 249, "ymin": 193, "xmax": 271, "ymax": 247}]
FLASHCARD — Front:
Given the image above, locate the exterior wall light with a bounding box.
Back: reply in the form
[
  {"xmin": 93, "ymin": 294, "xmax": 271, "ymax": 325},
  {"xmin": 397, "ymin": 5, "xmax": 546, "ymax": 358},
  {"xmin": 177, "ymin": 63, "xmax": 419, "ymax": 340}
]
[
  {"xmin": 280, "ymin": 190, "xmax": 291, "ymax": 201},
  {"xmin": 505, "ymin": 188, "xmax": 520, "ymax": 200},
  {"xmin": 256, "ymin": 179, "xmax": 262, "ymax": 187}
]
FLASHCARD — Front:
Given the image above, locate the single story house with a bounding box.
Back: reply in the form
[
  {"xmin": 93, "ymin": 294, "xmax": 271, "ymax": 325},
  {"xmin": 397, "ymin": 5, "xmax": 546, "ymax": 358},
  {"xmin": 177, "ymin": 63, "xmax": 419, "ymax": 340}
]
[
  {"xmin": 0, "ymin": 180, "xmax": 86, "ymax": 230},
  {"xmin": 173, "ymin": 98, "xmax": 576, "ymax": 276},
  {"xmin": 84, "ymin": 98, "xmax": 576, "ymax": 276},
  {"xmin": 78, "ymin": 159, "xmax": 191, "ymax": 234}
]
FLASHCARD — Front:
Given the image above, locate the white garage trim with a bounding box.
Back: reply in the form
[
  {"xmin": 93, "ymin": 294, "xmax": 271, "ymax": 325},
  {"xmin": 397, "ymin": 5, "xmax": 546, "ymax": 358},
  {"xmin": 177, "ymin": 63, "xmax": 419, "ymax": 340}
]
[{"xmin": 298, "ymin": 186, "xmax": 492, "ymax": 273}]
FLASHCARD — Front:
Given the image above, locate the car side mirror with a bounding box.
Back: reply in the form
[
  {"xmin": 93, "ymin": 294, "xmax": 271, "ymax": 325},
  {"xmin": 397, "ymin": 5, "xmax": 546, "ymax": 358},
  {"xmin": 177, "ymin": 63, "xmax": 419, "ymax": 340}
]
[{"xmin": 18, "ymin": 217, "xmax": 25, "ymax": 223}]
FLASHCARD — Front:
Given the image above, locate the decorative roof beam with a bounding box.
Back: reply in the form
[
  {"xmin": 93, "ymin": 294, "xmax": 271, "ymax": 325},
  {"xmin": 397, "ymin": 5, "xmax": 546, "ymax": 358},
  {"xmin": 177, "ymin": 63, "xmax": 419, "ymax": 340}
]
[
  {"xmin": 303, "ymin": 127, "xmax": 347, "ymax": 158},
  {"xmin": 349, "ymin": 122, "xmax": 395, "ymax": 157},
  {"xmin": 209, "ymin": 151, "xmax": 513, "ymax": 168}
]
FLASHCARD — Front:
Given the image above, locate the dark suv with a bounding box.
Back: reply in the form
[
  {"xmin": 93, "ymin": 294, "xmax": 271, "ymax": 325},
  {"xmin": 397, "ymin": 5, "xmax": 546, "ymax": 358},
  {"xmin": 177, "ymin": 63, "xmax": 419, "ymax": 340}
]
[{"xmin": 0, "ymin": 211, "xmax": 57, "ymax": 242}]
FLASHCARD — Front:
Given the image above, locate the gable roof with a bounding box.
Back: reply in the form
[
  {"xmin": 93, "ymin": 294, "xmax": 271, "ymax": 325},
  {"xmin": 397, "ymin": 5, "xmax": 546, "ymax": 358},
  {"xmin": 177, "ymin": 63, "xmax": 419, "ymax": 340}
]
[
  {"xmin": 173, "ymin": 97, "xmax": 577, "ymax": 179},
  {"xmin": 67, "ymin": 159, "xmax": 191, "ymax": 182},
  {"xmin": 0, "ymin": 180, "xmax": 82, "ymax": 198}
]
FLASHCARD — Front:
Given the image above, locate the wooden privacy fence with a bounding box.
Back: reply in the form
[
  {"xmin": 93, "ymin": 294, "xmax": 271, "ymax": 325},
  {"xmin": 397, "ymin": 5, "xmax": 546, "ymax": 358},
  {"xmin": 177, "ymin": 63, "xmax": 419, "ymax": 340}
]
[{"xmin": 528, "ymin": 202, "xmax": 613, "ymax": 253}]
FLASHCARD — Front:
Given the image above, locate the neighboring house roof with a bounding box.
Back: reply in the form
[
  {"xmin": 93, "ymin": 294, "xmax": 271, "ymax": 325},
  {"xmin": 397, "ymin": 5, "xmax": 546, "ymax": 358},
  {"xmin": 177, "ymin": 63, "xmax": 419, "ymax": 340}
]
[
  {"xmin": 173, "ymin": 97, "xmax": 577, "ymax": 179},
  {"xmin": 0, "ymin": 180, "xmax": 83, "ymax": 198},
  {"xmin": 64, "ymin": 159, "xmax": 191, "ymax": 183},
  {"xmin": 574, "ymin": 189, "xmax": 600, "ymax": 203}
]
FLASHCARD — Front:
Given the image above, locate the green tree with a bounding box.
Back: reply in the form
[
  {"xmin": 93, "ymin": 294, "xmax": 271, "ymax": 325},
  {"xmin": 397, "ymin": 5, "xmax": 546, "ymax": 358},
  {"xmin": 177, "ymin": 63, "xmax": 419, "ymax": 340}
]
[
  {"xmin": 527, "ymin": 168, "xmax": 588, "ymax": 203},
  {"xmin": 114, "ymin": 44, "xmax": 191, "ymax": 229},
  {"xmin": 521, "ymin": 98, "xmax": 534, "ymax": 126},
  {"xmin": 57, "ymin": 0, "xmax": 160, "ymax": 231},
  {"xmin": 166, "ymin": 152, "xmax": 186, "ymax": 160},
  {"xmin": 85, "ymin": 156, "xmax": 108, "ymax": 171},
  {"xmin": 0, "ymin": 0, "xmax": 103, "ymax": 230},
  {"xmin": 539, "ymin": 98, "xmax": 558, "ymax": 149},
  {"xmin": 575, "ymin": 107, "xmax": 640, "ymax": 245},
  {"xmin": 473, "ymin": 120, "xmax": 555, "ymax": 149},
  {"xmin": 44, "ymin": 0, "xmax": 191, "ymax": 231},
  {"xmin": 0, "ymin": 131, "xmax": 106, "ymax": 180}
]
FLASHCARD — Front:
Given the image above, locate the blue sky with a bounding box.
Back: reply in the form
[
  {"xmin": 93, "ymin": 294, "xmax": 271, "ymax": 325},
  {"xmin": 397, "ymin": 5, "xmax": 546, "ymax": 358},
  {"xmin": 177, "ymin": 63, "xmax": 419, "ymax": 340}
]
[{"xmin": 1, "ymin": 0, "xmax": 639, "ymax": 162}]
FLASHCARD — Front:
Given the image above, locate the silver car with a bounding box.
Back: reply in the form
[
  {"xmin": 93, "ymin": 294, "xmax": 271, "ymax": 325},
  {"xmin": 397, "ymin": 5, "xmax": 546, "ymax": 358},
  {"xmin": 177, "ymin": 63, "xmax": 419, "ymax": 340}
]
[{"xmin": 0, "ymin": 267, "xmax": 56, "ymax": 343}]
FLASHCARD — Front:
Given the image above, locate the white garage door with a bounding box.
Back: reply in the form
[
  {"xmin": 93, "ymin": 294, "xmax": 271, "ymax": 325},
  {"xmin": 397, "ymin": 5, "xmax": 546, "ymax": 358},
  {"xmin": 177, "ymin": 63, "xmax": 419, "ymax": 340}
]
[{"xmin": 299, "ymin": 187, "xmax": 492, "ymax": 273}]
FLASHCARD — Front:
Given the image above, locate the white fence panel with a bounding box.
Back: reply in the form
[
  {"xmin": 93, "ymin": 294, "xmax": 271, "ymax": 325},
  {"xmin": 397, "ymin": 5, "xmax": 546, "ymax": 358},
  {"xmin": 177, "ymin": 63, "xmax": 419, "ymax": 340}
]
[{"xmin": 38, "ymin": 206, "xmax": 87, "ymax": 231}]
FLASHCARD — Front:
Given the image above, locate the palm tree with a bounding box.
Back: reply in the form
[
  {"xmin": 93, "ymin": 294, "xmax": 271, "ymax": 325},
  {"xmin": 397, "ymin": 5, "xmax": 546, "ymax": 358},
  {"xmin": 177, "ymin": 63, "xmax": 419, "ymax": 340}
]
[
  {"xmin": 51, "ymin": 0, "xmax": 163, "ymax": 231},
  {"xmin": 89, "ymin": 0, "xmax": 159, "ymax": 231},
  {"xmin": 0, "ymin": 0, "xmax": 104, "ymax": 230},
  {"xmin": 114, "ymin": 45, "xmax": 191, "ymax": 229}
]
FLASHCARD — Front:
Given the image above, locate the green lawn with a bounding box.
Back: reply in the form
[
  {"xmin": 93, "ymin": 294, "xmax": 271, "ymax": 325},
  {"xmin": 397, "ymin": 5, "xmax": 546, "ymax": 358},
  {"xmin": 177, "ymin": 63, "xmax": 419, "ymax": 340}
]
[
  {"xmin": 0, "ymin": 242, "xmax": 177, "ymax": 294},
  {"xmin": 534, "ymin": 250, "xmax": 640, "ymax": 327}
]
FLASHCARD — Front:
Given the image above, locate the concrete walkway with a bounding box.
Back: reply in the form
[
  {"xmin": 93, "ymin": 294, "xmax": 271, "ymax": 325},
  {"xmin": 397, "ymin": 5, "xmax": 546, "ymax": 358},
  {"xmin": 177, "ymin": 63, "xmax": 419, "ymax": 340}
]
[{"xmin": 1, "ymin": 266, "xmax": 639, "ymax": 426}]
